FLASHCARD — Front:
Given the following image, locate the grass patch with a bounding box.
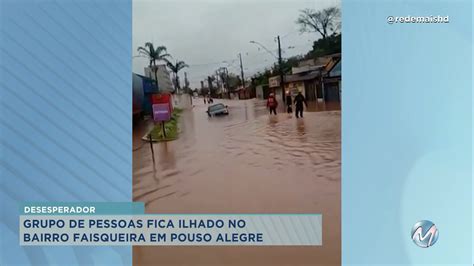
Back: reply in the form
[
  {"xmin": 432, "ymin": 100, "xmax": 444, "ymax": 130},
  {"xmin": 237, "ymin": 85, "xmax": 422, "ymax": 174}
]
[{"xmin": 147, "ymin": 108, "xmax": 183, "ymax": 141}]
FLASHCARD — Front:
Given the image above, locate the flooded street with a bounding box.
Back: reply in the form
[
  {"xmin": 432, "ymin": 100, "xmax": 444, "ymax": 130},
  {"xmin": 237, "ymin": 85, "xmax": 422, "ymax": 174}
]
[{"xmin": 133, "ymin": 99, "xmax": 341, "ymax": 266}]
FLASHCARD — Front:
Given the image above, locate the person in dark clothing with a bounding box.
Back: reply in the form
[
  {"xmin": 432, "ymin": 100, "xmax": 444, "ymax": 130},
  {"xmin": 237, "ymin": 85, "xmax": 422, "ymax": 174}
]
[
  {"xmin": 266, "ymin": 93, "xmax": 278, "ymax": 115},
  {"xmin": 285, "ymin": 92, "xmax": 293, "ymax": 114},
  {"xmin": 294, "ymin": 91, "xmax": 307, "ymax": 118}
]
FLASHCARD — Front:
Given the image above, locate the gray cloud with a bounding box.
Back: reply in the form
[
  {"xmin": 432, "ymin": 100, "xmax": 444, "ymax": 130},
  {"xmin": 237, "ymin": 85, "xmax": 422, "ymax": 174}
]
[{"xmin": 133, "ymin": 0, "xmax": 340, "ymax": 88}]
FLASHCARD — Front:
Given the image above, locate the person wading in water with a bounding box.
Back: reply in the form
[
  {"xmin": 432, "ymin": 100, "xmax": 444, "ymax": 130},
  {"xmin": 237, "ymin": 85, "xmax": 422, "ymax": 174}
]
[
  {"xmin": 285, "ymin": 91, "xmax": 293, "ymax": 114},
  {"xmin": 266, "ymin": 93, "xmax": 278, "ymax": 115},
  {"xmin": 294, "ymin": 91, "xmax": 308, "ymax": 118}
]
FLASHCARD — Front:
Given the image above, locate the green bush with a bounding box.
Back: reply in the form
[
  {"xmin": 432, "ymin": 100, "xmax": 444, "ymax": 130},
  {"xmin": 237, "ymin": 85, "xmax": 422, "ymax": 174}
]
[{"xmin": 148, "ymin": 108, "xmax": 182, "ymax": 141}]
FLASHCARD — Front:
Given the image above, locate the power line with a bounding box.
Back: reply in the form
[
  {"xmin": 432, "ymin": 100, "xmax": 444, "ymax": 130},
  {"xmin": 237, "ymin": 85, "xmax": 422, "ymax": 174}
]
[
  {"xmin": 182, "ymin": 38, "xmax": 315, "ymax": 85},
  {"xmin": 182, "ymin": 47, "xmax": 282, "ymax": 68},
  {"xmin": 280, "ymin": 30, "xmax": 300, "ymax": 39}
]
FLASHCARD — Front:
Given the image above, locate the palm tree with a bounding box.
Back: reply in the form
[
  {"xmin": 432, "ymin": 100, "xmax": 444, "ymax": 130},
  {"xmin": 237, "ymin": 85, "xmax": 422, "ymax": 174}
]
[
  {"xmin": 166, "ymin": 60, "xmax": 189, "ymax": 93},
  {"xmin": 137, "ymin": 42, "xmax": 170, "ymax": 91}
]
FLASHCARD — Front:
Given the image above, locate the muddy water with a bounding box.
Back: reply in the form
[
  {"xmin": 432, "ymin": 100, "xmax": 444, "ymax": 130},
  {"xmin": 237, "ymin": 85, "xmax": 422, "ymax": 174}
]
[{"xmin": 133, "ymin": 99, "xmax": 341, "ymax": 266}]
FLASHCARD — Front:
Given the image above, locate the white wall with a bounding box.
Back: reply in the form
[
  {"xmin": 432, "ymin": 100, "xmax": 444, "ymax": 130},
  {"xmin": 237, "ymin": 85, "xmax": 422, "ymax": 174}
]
[
  {"xmin": 145, "ymin": 65, "xmax": 174, "ymax": 92},
  {"xmin": 274, "ymin": 88, "xmax": 283, "ymax": 104},
  {"xmin": 256, "ymin": 85, "xmax": 264, "ymax": 100},
  {"xmin": 172, "ymin": 94, "xmax": 192, "ymax": 110}
]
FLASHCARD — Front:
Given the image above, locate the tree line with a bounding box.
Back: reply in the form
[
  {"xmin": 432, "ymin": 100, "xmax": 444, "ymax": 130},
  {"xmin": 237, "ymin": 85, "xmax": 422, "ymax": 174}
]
[{"xmin": 137, "ymin": 43, "xmax": 190, "ymax": 94}]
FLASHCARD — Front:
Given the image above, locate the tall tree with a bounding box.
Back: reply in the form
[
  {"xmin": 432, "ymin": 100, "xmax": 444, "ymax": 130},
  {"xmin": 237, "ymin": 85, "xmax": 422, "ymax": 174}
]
[
  {"xmin": 226, "ymin": 73, "xmax": 242, "ymax": 89},
  {"xmin": 218, "ymin": 71, "xmax": 227, "ymax": 88},
  {"xmin": 207, "ymin": 75, "xmax": 216, "ymax": 97},
  {"xmin": 184, "ymin": 72, "xmax": 190, "ymax": 93},
  {"xmin": 137, "ymin": 42, "xmax": 170, "ymax": 91},
  {"xmin": 305, "ymin": 33, "xmax": 341, "ymax": 59},
  {"xmin": 296, "ymin": 7, "xmax": 341, "ymax": 39},
  {"xmin": 166, "ymin": 60, "xmax": 189, "ymax": 93},
  {"xmin": 250, "ymin": 56, "xmax": 302, "ymax": 87}
]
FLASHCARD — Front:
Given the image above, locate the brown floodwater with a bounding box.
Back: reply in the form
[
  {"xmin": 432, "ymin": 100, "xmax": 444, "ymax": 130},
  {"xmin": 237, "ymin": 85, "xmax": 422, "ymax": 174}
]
[{"xmin": 133, "ymin": 99, "xmax": 341, "ymax": 266}]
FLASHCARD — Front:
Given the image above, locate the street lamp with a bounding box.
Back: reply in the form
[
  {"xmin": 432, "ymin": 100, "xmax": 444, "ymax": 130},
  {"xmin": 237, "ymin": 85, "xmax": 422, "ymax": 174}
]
[
  {"xmin": 249, "ymin": 37, "xmax": 286, "ymax": 103},
  {"xmin": 249, "ymin": 41, "xmax": 278, "ymax": 60}
]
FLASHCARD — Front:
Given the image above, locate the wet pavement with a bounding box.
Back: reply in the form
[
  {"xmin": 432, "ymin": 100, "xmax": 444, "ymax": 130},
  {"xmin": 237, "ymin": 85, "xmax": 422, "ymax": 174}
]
[{"xmin": 133, "ymin": 99, "xmax": 341, "ymax": 266}]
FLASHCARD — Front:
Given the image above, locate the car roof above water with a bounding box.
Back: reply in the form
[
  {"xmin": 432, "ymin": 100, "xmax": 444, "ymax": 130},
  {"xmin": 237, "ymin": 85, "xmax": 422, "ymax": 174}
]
[{"xmin": 209, "ymin": 103, "xmax": 225, "ymax": 108}]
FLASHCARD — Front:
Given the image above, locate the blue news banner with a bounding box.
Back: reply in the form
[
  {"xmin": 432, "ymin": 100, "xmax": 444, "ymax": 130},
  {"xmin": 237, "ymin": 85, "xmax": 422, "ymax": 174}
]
[{"xmin": 19, "ymin": 203, "xmax": 322, "ymax": 246}]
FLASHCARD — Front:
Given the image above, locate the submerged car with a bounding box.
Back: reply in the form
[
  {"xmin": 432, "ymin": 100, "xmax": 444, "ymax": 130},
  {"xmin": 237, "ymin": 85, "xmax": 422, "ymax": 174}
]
[{"xmin": 207, "ymin": 103, "xmax": 229, "ymax": 117}]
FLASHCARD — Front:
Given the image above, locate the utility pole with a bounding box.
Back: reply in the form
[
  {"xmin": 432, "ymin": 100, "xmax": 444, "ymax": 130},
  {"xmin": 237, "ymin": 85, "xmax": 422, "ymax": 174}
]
[
  {"xmin": 277, "ymin": 35, "xmax": 285, "ymax": 103},
  {"xmin": 215, "ymin": 70, "xmax": 220, "ymax": 93},
  {"xmin": 208, "ymin": 76, "xmax": 213, "ymax": 96},
  {"xmin": 239, "ymin": 53, "xmax": 245, "ymax": 89},
  {"xmin": 184, "ymin": 72, "xmax": 189, "ymax": 93},
  {"xmin": 224, "ymin": 67, "xmax": 230, "ymax": 99},
  {"xmin": 219, "ymin": 67, "xmax": 230, "ymax": 99}
]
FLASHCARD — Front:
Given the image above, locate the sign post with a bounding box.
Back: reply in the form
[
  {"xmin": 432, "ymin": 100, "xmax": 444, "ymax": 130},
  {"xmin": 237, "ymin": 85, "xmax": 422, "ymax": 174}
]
[
  {"xmin": 148, "ymin": 133, "xmax": 155, "ymax": 164},
  {"xmin": 162, "ymin": 122, "xmax": 166, "ymax": 138},
  {"xmin": 152, "ymin": 103, "xmax": 172, "ymax": 138},
  {"xmin": 151, "ymin": 93, "xmax": 173, "ymax": 139}
]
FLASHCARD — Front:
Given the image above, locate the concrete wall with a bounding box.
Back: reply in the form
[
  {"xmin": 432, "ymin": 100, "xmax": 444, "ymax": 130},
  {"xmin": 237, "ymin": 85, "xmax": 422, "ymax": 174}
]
[
  {"xmin": 172, "ymin": 94, "xmax": 192, "ymax": 109},
  {"xmin": 256, "ymin": 85, "xmax": 264, "ymax": 100},
  {"xmin": 274, "ymin": 87, "xmax": 283, "ymax": 104}
]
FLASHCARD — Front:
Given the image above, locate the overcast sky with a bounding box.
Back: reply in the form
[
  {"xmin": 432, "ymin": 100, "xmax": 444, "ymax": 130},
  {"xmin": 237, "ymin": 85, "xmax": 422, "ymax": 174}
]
[{"xmin": 133, "ymin": 0, "xmax": 340, "ymax": 88}]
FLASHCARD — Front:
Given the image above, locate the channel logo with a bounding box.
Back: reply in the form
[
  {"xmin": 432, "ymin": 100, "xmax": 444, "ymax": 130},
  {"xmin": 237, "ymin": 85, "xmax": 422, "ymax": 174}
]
[{"xmin": 411, "ymin": 220, "xmax": 439, "ymax": 248}]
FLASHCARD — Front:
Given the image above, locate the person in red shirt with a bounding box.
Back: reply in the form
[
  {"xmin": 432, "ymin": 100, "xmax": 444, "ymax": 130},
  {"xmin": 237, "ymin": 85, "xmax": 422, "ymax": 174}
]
[{"xmin": 266, "ymin": 93, "xmax": 278, "ymax": 115}]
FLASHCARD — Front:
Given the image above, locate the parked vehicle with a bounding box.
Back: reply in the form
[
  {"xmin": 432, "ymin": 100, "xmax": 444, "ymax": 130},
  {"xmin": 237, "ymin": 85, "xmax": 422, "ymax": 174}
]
[{"xmin": 207, "ymin": 103, "xmax": 229, "ymax": 117}]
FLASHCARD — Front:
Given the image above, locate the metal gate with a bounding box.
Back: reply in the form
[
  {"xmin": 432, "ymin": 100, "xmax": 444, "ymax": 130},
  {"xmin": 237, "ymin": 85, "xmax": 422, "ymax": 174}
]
[
  {"xmin": 304, "ymin": 81, "xmax": 317, "ymax": 101},
  {"xmin": 324, "ymin": 82, "xmax": 340, "ymax": 102}
]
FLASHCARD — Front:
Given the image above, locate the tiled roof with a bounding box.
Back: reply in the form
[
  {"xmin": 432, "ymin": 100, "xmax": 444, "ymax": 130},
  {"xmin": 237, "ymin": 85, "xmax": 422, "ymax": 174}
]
[{"xmin": 285, "ymin": 70, "xmax": 323, "ymax": 83}]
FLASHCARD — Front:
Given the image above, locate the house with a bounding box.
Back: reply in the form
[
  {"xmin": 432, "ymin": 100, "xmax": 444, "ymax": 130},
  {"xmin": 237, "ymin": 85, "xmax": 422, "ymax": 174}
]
[
  {"xmin": 144, "ymin": 64, "xmax": 174, "ymax": 93},
  {"xmin": 268, "ymin": 76, "xmax": 284, "ymax": 104},
  {"xmin": 283, "ymin": 69, "xmax": 323, "ymax": 101},
  {"xmin": 322, "ymin": 57, "xmax": 341, "ymax": 102},
  {"xmin": 233, "ymin": 85, "xmax": 253, "ymax": 100},
  {"xmin": 255, "ymin": 84, "xmax": 270, "ymax": 100},
  {"xmin": 268, "ymin": 70, "xmax": 323, "ymax": 103},
  {"xmin": 267, "ymin": 53, "xmax": 341, "ymax": 103}
]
